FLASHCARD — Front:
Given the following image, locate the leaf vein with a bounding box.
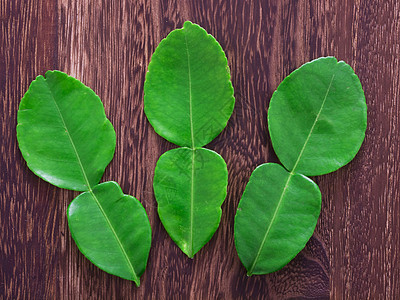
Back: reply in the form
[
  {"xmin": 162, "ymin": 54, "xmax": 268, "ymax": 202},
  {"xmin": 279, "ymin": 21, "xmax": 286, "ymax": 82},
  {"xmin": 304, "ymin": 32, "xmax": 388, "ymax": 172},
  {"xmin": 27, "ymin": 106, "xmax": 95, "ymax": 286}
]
[
  {"xmin": 184, "ymin": 29, "xmax": 196, "ymax": 258},
  {"xmin": 184, "ymin": 29, "xmax": 195, "ymax": 149},
  {"xmin": 189, "ymin": 149, "xmax": 195, "ymax": 257},
  {"xmin": 89, "ymin": 190, "xmax": 139, "ymax": 285},
  {"xmin": 45, "ymin": 80, "xmax": 91, "ymax": 190},
  {"xmin": 247, "ymin": 172, "xmax": 293, "ymax": 275},
  {"xmin": 291, "ymin": 74, "xmax": 335, "ymax": 172},
  {"xmin": 45, "ymin": 79, "xmax": 139, "ymax": 284}
]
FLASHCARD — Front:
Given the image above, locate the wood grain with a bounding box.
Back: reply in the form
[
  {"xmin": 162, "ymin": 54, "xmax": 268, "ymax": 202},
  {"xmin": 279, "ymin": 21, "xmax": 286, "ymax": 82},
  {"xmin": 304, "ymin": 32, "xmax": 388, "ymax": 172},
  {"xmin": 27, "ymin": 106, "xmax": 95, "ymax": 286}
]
[{"xmin": 1, "ymin": 0, "xmax": 399, "ymax": 298}]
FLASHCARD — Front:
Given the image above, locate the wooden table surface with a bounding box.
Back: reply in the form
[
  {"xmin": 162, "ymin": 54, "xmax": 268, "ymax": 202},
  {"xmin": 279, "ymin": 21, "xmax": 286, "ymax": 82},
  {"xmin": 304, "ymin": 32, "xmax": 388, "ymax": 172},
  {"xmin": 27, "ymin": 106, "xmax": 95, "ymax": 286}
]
[{"xmin": 1, "ymin": 0, "xmax": 399, "ymax": 299}]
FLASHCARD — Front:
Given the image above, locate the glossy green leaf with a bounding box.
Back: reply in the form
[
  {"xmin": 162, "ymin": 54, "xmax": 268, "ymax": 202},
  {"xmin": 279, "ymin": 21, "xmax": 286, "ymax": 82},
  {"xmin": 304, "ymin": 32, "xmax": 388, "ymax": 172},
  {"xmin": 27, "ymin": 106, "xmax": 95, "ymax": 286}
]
[
  {"xmin": 235, "ymin": 57, "xmax": 367, "ymax": 275},
  {"xmin": 268, "ymin": 57, "xmax": 367, "ymax": 176},
  {"xmin": 144, "ymin": 21, "xmax": 235, "ymax": 148},
  {"xmin": 153, "ymin": 147, "xmax": 228, "ymax": 258},
  {"xmin": 234, "ymin": 163, "xmax": 321, "ymax": 275},
  {"xmin": 67, "ymin": 181, "xmax": 151, "ymax": 286},
  {"xmin": 17, "ymin": 71, "xmax": 151, "ymax": 284},
  {"xmin": 145, "ymin": 22, "xmax": 234, "ymax": 257},
  {"xmin": 17, "ymin": 70, "xmax": 116, "ymax": 191}
]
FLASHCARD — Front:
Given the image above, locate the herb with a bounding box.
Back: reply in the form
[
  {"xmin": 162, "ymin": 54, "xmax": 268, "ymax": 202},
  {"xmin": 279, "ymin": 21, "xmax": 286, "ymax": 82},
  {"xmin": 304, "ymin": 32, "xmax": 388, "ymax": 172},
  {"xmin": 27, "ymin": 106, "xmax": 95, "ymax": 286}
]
[
  {"xmin": 67, "ymin": 181, "xmax": 151, "ymax": 285},
  {"xmin": 144, "ymin": 21, "xmax": 235, "ymax": 257},
  {"xmin": 17, "ymin": 71, "xmax": 151, "ymax": 286},
  {"xmin": 17, "ymin": 71, "xmax": 115, "ymax": 191},
  {"xmin": 234, "ymin": 57, "xmax": 367, "ymax": 275}
]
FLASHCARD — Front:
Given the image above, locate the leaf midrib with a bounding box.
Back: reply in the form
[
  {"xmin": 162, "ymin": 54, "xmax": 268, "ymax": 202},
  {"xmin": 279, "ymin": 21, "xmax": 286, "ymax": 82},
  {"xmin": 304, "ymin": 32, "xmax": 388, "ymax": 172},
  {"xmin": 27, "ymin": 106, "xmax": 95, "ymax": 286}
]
[
  {"xmin": 88, "ymin": 190, "xmax": 139, "ymax": 285},
  {"xmin": 291, "ymin": 74, "xmax": 335, "ymax": 172},
  {"xmin": 189, "ymin": 150, "xmax": 195, "ymax": 257},
  {"xmin": 45, "ymin": 80, "xmax": 92, "ymax": 190},
  {"xmin": 184, "ymin": 29, "xmax": 196, "ymax": 258},
  {"xmin": 45, "ymin": 79, "xmax": 139, "ymax": 285},
  {"xmin": 248, "ymin": 75, "xmax": 336, "ymax": 274},
  {"xmin": 184, "ymin": 30, "xmax": 195, "ymax": 149},
  {"xmin": 247, "ymin": 172, "xmax": 292, "ymax": 275}
]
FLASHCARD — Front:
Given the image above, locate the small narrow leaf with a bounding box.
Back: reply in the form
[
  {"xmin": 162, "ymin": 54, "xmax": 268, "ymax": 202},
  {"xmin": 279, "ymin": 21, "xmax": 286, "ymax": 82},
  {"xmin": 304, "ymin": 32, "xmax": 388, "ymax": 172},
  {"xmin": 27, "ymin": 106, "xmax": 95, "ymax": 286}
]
[
  {"xmin": 17, "ymin": 71, "xmax": 116, "ymax": 191},
  {"xmin": 67, "ymin": 181, "xmax": 152, "ymax": 287},
  {"xmin": 234, "ymin": 163, "xmax": 321, "ymax": 275},
  {"xmin": 268, "ymin": 57, "xmax": 367, "ymax": 176},
  {"xmin": 144, "ymin": 21, "xmax": 234, "ymax": 148},
  {"xmin": 153, "ymin": 148, "xmax": 228, "ymax": 257}
]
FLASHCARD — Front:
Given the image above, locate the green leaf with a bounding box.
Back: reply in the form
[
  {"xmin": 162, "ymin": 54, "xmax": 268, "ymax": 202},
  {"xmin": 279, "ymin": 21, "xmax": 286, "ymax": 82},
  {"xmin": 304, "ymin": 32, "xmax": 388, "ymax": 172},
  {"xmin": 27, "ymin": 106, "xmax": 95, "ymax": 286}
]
[
  {"xmin": 145, "ymin": 22, "xmax": 234, "ymax": 257},
  {"xmin": 234, "ymin": 163, "xmax": 321, "ymax": 275},
  {"xmin": 153, "ymin": 147, "xmax": 228, "ymax": 257},
  {"xmin": 67, "ymin": 181, "xmax": 152, "ymax": 287},
  {"xmin": 144, "ymin": 21, "xmax": 235, "ymax": 148},
  {"xmin": 268, "ymin": 57, "xmax": 367, "ymax": 176},
  {"xmin": 17, "ymin": 71, "xmax": 116, "ymax": 191},
  {"xmin": 17, "ymin": 71, "xmax": 151, "ymax": 284},
  {"xmin": 234, "ymin": 57, "xmax": 367, "ymax": 275}
]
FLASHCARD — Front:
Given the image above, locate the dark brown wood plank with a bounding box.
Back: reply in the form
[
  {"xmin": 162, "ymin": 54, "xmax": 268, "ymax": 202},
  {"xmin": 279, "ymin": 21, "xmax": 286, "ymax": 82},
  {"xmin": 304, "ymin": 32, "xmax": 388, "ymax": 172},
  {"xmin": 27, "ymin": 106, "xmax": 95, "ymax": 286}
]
[
  {"xmin": 1, "ymin": 0, "xmax": 400, "ymax": 298},
  {"xmin": 0, "ymin": 0, "xmax": 59, "ymax": 299},
  {"xmin": 326, "ymin": 0, "xmax": 400, "ymax": 298}
]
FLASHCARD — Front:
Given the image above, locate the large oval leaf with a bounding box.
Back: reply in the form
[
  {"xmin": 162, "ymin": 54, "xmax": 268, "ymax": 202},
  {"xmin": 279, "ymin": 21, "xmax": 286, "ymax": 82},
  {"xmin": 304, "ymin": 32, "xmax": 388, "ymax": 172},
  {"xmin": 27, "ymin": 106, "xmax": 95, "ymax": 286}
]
[
  {"xmin": 17, "ymin": 71, "xmax": 116, "ymax": 191},
  {"xmin": 144, "ymin": 21, "xmax": 235, "ymax": 148},
  {"xmin": 153, "ymin": 147, "xmax": 228, "ymax": 257},
  {"xmin": 234, "ymin": 163, "xmax": 321, "ymax": 275},
  {"xmin": 268, "ymin": 57, "xmax": 367, "ymax": 176},
  {"xmin": 67, "ymin": 181, "xmax": 151, "ymax": 286}
]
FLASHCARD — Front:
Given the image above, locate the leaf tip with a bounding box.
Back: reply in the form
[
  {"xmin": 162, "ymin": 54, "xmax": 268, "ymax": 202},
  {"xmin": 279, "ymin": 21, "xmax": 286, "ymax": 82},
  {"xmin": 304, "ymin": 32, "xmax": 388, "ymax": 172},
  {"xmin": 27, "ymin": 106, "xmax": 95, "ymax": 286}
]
[
  {"xmin": 44, "ymin": 69, "xmax": 66, "ymax": 80},
  {"xmin": 183, "ymin": 20, "xmax": 194, "ymax": 28},
  {"xmin": 184, "ymin": 247, "xmax": 195, "ymax": 259},
  {"xmin": 134, "ymin": 279, "xmax": 140, "ymax": 287}
]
